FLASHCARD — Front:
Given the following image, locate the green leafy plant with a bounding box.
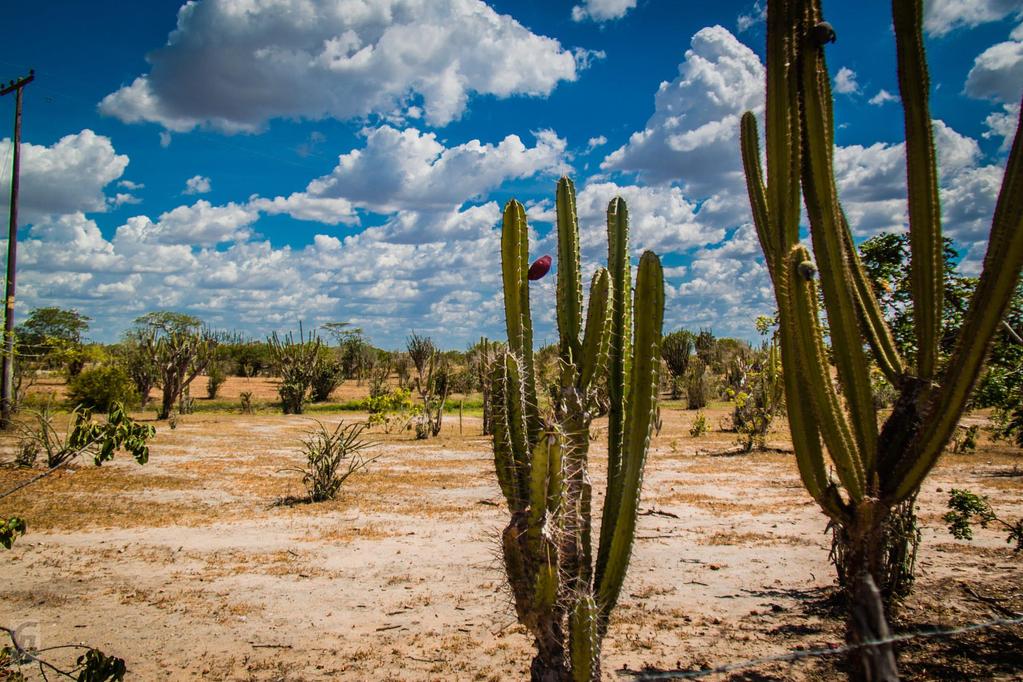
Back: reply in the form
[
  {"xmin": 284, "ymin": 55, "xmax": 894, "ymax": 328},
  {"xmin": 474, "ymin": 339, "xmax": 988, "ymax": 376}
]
[
  {"xmin": 945, "ymin": 488, "xmax": 1023, "ymax": 552},
  {"xmin": 205, "ymin": 361, "xmax": 227, "ymax": 399},
  {"xmin": 741, "ymin": 0, "xmax": 1023, "ymax": 675},
  {"xmin": 0, "ymin": 627, "xmax": 126, "ymax": 682},
  {"xmin": 364, "ymin": 388, "xmax": 417, "ymax": 434},
  {"xmin": 66, "ymin": 365, "xmax": 139, "ymax": 412},
  {"xmin": 0, "ymin": 517, "xmax": 26, "ymax": 549},
  {"xmin": 1, "ymin": 403, "xmax": 153, "ymax": 550},
  {"xmin": 689, "ymin": 410, "xmax": 708, "ymax": 438},
  {"xmin": 14, "ymin": 306, "xmax": 91, "ymax": 378},
  {"xmin": 283, "ymin": 421, "xmax": 377, "ymax": 502},
  {"xmin": 489, "ymin": 177, "xmax": 664, "ymax": 680},
  {"xmin": 727, "ymin": 340, "xmax": 783, "ymax": 452},
  {"xmin": 310, "ymin": 347, "xmax": 345, "ymax": 402},
  {"xmin": 991, "ymin": 394, "xmax": 1023, "ymax": 448},
  {"xmin": 16, "ymin": 404, "xmax": 151, "ymax": 469},
  {"xmin": 950, "ymin": 424, "xmax": 980, "ymax": 454}
]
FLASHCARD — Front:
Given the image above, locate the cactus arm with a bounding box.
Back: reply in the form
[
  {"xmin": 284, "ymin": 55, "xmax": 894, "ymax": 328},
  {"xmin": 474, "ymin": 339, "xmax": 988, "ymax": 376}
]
[
  {"xmin": 527, "ymin": 432, "xmax": 554, "ymax": 550},
  {"xmin": 501, "ymin": 517, "xmax": 534, "ymax": 629},
  {"xmin": 886, "ymin": 109, "xmax": 1023, "ymax": 502},
  {"xmin": 491, "ymin": 358, "xmax": 520, "ymax": 511},
  {"xmin": 741, "ymin": 112, "xmax": 777, "ymax": 279},
  {"xmin": 786, "ymin": 246, "xmax": 867, "ymax": 502},
  {"xmin": 776, "ymin": 274, "xmax": 844, "ymax": 516},
  {"xmin": 798, "ymin": 28, "xmax": 879, "ymax": 473},
  {"xmin": 742, "ymin": 97, "xmax": 851, "ymax": 523},
  {"xmin": 533, "ymin": 560, "xmax": 559, "ymax": 620},
  {"xmin": 840, "ymin": 220, "xmax": 907, "ymax": 384},
  {"xmin": 595, "ymin": 197, "xmax": 632, "ymax": 587},
  {"xmin": 501, "ymin": 200, "xmax": 542, "ymax": 446},
  {"xmin": 893, "ymin": 0, "xmax": 943, "ymax": 382},
  {"xmin": 569, "ymin": 594, "xmax": 599, "ymax": 682},
  {"xmin": 765, "ymin": 0, "xmax": 803, "ymax": 250},
  {"xmin": 502, "ymin": 353, "xmax": 533, "ymax": 509},
  {"xmin": 608, "ymin": 197, "xmax": 633, "ymax": 387},
  {"xmin": 557, "ymin": 177, "xmax": 584, "ymax": 365},
  {"xmin": 579, "ymin": 269, "xmax": 612, "ymax": 393},
  {"xmin": 595, "ymin": 251, "xmax": 663, "ymax": 623}
]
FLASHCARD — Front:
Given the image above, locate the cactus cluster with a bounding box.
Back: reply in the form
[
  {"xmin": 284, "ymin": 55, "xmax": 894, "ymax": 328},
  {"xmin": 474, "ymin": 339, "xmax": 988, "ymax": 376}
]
[
  {"xmin": 489, "ymin": 177, "xmax": 664, "ymax": 681},
  {"xmin": 740, "ymin": 0, "xmax": 1023, "ymax": 674}
]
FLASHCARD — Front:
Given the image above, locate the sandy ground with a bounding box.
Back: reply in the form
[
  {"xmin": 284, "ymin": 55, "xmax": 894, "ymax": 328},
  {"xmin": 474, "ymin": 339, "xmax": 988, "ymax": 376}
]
[{"xmin": 1, "ymin": 402, "xmax": 1021, "ymax": 680}]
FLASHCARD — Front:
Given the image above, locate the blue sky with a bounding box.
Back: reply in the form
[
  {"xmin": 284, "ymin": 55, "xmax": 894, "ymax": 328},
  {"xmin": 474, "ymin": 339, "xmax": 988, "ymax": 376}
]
[{"xmin": 2, "ymin": 0, "xmax": 1021, "ymax": 349}]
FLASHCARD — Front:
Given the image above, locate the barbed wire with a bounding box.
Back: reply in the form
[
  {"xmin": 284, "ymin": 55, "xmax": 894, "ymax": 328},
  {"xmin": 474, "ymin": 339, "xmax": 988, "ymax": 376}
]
[{"xmin": 621, "ymin": 613, "xmax": 1023, "ymax": 680}]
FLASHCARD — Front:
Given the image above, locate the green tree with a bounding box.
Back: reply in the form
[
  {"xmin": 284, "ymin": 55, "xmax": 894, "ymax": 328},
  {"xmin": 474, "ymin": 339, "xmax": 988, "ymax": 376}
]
[
  {"xmin": 15, "ymin": 307, "xmax": 91, "ymax": 376},
  {"xmin": 131, "ymin": 312, "xmax": 218, "ymax": 419},
  {"xmin": 860, "ymin": 232, "xmax": 1023, "ymax": 413}
]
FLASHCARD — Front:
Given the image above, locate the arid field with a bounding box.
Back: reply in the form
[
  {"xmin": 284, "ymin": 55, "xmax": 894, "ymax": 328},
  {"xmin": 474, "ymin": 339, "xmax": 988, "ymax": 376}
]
[{"xmin": 1, "ymin": 378, "xmax": 1021, "ymax": 681}]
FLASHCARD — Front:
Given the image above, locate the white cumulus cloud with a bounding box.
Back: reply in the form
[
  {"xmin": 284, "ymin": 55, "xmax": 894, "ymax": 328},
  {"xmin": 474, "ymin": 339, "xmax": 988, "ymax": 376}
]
[
  {"xmin": 0, "ymin": 130, "xmax": 128, "ymax": 224},
  {"xmin": 117, "ymin": 200, "xmax": 259, "ymax": 247},
  {"xmin": 266, "ymin": 125, "xmax": 569, "ymax": 234},
  {"xmin": 571, "ymin": 0, "xmax": 637, "ymax": 22},
  {"xmin": 99, "ymin": 0, "xmax": 585, "ymax": 131},
  {"xmin": 183, "ymin": 175, "xmax": 212, "ymax": 195},
  {"xmin": 965, "ymin": 29, "xmax": 1023, "ymax": 103},
  {"xmin": 868, "ymin": 89, "xmax": 900, "ymax": 106},
  {"xmin": 924, "ymin": 0, "xmax": 1023, "ymax": 36},
  {"xmin": 600, "ymin": 25, "xmax": 764, "ymax": 228},
  {"xmin": 834, "ymin": 67, "xmax": 860, "ymax": 95}
]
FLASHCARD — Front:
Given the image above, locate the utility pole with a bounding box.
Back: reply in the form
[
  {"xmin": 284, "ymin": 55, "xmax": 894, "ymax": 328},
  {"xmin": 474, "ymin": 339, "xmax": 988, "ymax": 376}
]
[{"xmin": 1, "ymin": 70, "xmax": 34, "ymax": 429}]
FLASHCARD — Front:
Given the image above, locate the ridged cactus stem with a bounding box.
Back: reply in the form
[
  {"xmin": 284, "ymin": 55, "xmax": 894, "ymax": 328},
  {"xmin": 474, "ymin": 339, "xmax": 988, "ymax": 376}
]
[
  {"xmin": 595, "ymin": 197, "xmax": 632, "ymax": 587},
  {"xmin": 489, "ymin": 177, "xmax": 664, "ymax": 681},
  {"xmin": 742, "ymin": 0, "xmax": 1023, "ymax": 676}
]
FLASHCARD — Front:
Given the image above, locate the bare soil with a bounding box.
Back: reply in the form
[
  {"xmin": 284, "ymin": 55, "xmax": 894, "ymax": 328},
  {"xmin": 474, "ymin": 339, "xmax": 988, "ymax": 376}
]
[{"xmin": 1, "ymin": 401, "xmax": 1021, "ymax": 680}]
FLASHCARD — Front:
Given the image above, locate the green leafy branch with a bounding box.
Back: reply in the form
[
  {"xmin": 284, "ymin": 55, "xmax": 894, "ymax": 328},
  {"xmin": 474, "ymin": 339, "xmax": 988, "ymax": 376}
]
[
  {"xmin": 945, "ymin": 488, "xmax": 1023, "ymax": 552},
  {"xmin": 1, "ymin": 403, "xmax": 155, "ymax": 548},
  {"xmin": 1, "ymin": 625, "xmax": 125, "ymax": 681}
]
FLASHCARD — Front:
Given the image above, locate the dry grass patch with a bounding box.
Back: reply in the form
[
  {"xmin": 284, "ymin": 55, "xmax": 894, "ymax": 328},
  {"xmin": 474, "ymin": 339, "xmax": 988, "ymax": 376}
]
[{"xmin": 696, "ymin": 529, "xmax": 815, "ymax": 547}]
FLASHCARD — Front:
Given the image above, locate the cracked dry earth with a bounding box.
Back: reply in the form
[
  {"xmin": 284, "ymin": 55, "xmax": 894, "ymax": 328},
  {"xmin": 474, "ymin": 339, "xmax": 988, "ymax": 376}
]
[{"xmin": 1, "ymin": 405, "xmax": 1021, "ymax": 680}]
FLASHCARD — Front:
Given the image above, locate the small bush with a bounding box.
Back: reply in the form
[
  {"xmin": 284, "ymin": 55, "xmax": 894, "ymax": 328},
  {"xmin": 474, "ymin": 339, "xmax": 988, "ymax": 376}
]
[
  {"xmin": 689, "ymin": 411, "xmax": 708, "ymax": 437},
  {"xmin": 950, "ymin": 424, "xmax": 979, "ymax": 454},
  {"xmin": 363, "ymin": 388, "xmax": 417, "ymax": 433},
  {"xmin": 15, "ymin": 439, "xmax": 39, "ymax": 467},
  {"xmin": 206, "ymin": 362, "xmax": 227, "ymax": 399},
  {"xmin": 310, "ymin": 355, "xmax": 344, "ymax": 402},
  {"xmin": 239, "ymin": 391, "xmax": 254, "ymax": 414},
  {"xmin": 285, "ymin": 421, "xmax": 377, "ymax": 502},
  {"xmin": 66, "ymin": 365, "xmax": 139, "ymax": 412},
  {"xmin": 991, "ymin": 395, "xmax": 1023, "ymax": 448},
  {"xmin": 685, "ymin": 359, "xmax": 709, "ymax": 410}
]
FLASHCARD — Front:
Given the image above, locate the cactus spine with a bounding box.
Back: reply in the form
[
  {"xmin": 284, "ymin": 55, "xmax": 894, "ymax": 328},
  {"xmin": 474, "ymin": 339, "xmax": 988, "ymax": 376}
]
[
  {"xmin": 741, "ymin": 0, "xmax": 1023, "ymax": 676},
  {"xmin": 491, "ymin": 177, "xmax": 664, "ymax": 681}
]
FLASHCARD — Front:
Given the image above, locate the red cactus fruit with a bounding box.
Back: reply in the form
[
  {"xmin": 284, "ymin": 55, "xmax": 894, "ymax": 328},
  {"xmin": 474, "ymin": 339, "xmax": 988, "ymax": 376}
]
[{"xmin": 528, "ymin": 254, "xmax": 552, "ymax": 281}]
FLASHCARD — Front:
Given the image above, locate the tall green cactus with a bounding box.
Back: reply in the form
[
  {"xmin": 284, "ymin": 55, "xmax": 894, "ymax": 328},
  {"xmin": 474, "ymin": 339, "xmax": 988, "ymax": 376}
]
[
  {"xmin": 741, "ymin": 0, "xmax": 1023, "ymax": 676},
  {"xmin": 491, "ymin": 177, "xmax": 664, "ymax": 681}
]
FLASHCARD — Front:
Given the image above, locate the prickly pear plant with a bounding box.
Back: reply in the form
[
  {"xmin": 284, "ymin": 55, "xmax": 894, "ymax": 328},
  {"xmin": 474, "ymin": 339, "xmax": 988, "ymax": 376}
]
[
  {"xmin": 490, "ymin": 177, "xmax": 664, "ymax": 681},
  {"xmin": 740, "ymin": 0, "xmax": 1023, "ymax": 674}
]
